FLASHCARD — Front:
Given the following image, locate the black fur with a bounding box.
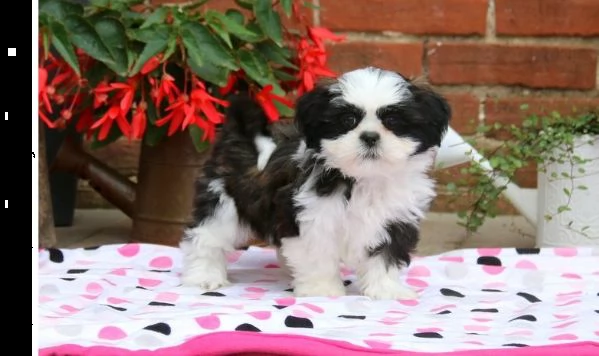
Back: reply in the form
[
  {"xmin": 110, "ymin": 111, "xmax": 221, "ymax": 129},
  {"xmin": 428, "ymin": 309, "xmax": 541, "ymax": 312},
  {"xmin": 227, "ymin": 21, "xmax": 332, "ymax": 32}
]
[{"xmin": 368, "ymin": 221, "xmax": 419, "ymax": 268}]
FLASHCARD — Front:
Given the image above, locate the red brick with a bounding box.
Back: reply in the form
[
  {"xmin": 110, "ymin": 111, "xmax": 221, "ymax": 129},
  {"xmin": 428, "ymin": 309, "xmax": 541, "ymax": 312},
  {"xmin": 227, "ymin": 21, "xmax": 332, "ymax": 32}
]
[
  {"xmin": 496, "ymin": 0, "xmax": 599, "ymax": 37},
  {"xmin": 442, "ymin": 93, "xmax": 480, "ymax": 135},
  {"xmin": 328, "ymin": 42, "xmax": 423, "ymax": 78},
  {"xmin": 427, "ymin": 43, "xmax": 597, "ymax": 90},
  {"xmin": 320, "ymin": 0, "xmax": 487, "ymax": 35},
  {"xmin": 485, "ymin": 97, "xmax": 599, "ymax": 127}
]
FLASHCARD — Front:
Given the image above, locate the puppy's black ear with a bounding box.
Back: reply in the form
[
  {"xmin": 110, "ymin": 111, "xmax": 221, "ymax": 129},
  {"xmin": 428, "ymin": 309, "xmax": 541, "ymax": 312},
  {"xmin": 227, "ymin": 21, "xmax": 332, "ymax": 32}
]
[
  {"xmin": 408, "ymin": 79, "xmax": 452, "ymax": 146},
  {"xmin": 294, "ymin": 84, "xmax": 334, "ymax": 149}
]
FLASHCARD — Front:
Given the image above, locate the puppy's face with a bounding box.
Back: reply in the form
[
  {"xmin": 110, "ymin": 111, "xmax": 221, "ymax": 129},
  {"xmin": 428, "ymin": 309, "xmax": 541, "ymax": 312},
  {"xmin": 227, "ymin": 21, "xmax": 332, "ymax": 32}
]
[{"xmin": 295, "ymin": 67, "xmax": 451, "ymax": 178}]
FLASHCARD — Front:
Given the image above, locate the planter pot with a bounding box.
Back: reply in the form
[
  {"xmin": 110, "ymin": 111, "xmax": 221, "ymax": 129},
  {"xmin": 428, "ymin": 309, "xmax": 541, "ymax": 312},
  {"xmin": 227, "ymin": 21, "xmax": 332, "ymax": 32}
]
[
  {"xmin": 536, "ymin": 134, "xmax": 599, "ymax": 247},
  {"xmin": 44, "ymin": 125, "xmax": 82, "ymax": 227},
  {"xmin": 131, "ymin": 132, "xmax": 207, "ymax": 246}
]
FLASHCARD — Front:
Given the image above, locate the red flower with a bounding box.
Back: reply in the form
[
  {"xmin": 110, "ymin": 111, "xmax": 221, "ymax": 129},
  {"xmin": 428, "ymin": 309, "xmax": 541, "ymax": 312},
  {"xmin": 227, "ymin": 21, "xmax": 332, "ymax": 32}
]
[
  {"xmin": 308, "ymin": 27, "xmax": 345, "ymax": 51},
  {"xmin": 190, "ymin": 79, "xmax": 229, "ymax": 125},
  {"xmin": 140, "ymin": 54, "xmax": 163, "ymax": 75},
  {"xmin": 90, "ymin": 105, "xmax": 131, "ymax": 141},
  {"xmin": 219, "ymin": 73, "xmax": 238, "ymax": 96},
  {"xmin": 39, "ymin": 68, "xmax": 53, "ymax": 114},
  {"xmin": 75, "ymin": 108, "xmax": 94, "ymax": 139},
  {"xmin": 155, "ymin": 94, "xmax": 189, "ymax": 136},
  {"xmin": 93, "ymin": 81, "xmax": 111, "ymax": 108},
  {"xmin": 95, "ymin": 79, "xmax": 137, "ymax": 114},
  {"xmin": 131, "ymin": 102, "xmax": 148, "ymax": 140},
  {"xmin": 296, "ymin": 38, "xmax": 337, "ymax": 95},
  {"xmin": 255, "ymin": 85, "xmax": 294, "ymax": 122},
  {"xmin": 154, "ymin": 74, "xmax": 180, "ymax": 107}
]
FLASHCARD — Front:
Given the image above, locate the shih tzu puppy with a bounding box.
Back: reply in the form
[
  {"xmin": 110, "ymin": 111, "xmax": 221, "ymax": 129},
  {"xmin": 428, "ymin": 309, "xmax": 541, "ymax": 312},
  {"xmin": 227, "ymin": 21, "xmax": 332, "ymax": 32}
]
[{"xmin": 180, "ymin": 67, "xmax": 451, "ymax": 299}]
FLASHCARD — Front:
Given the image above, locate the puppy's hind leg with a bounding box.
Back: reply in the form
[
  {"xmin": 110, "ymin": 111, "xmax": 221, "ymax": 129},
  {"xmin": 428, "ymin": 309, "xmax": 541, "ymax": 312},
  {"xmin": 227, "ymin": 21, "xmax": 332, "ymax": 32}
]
[{"xmin": 180, "ymin": 180, "xmax": 246, "ymax": 290}]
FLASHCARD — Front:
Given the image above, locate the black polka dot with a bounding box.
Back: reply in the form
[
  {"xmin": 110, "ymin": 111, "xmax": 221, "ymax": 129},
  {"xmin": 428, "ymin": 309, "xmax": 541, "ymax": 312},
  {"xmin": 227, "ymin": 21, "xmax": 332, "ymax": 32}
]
[
  {"xmin": 482, "ymin": 288, "xmax": 503, "ymax": 292},
  {"xmin": 104, "ymin": 305, "xmax": 127, "ymax": 312},
  {"xmin": 144, "ymin": 322, "xmax": 171, "ymax": 335},
  {"xmin": 273, "ymin": 305, "xmax": 288, "ymax": 310},
  {"xmin": 202, "ymin": 291, "xmax": 225, "ymax": 297},
  {"xmin": 414, "ymin": 332, "xmax": 443, "ymax": 339},
  {"xmin": 503, "ymin": 343, "xmax": 529, "ymax": 347},
  {"xmin": 517, "ymin": 292, "xmax": 541, "ymax": 303},
  {"xmin": 338, "ymin": 315, "xmax": 365, "ymax": 320},
  {"xmin": 149, "ymin": 269, "xmax": 171, "ymax": 273},
  {"xmin": 515, "ymin": 248, "xmax": 540, "ymax": 255},
  {"xmin": 284, "ymin": 315, "xmax": 313, "ymax": 328},
  {"xmin": 67, "ymin": 269, "xmax": 89, "ymax": 274},
  {"xmin": 594, "ymin": 310, "xmax": 599, "ymax": 314},
  {"xmin": 136, "ymin": 286, "xmax": 149, "ymax": 290},
  {"xmin": 440, "ymin": 288, "xmax": 465, "ymax": 298},
  {"xmin": 466, "ymin": 332, "xmax": 480, "ymax": 335},
  {"xmin": 284, "ymin": 288, "xmax": 294, "ymax": 292},
  {"xmin": 60, "ymin": 278, "xmax": 76, "ymax": 281},
  {"xmin": 235, "ymin": 323, "xmax": 261, "ymax": 332},
  {"xmin": 471, "ymin": 308, "xmax": 499, "ymax": 313},
  {"xmin": 509, "ymin": 315, "xmax": 537, "ymax": 322},
  {"xmin": 436, "ymin": 310, "xmax": 452, "ymax": 315},
  {"xmin": 343, "ymin": 280, "xmax": 352, "ymax": 286},
  {"xmin": 48, "ymin": 249, "xmax": 64, "ymax": 263},
  {"xmin": 477, "ymin": 256, "xmax": 502, "ymax": 266},
  {"xmin": 148, "ymin": 301, "xmax": 174, "ymax": 307},
  {"xmin": 83, "ymin": 246, "xmax": 100, "ymax": 250}
]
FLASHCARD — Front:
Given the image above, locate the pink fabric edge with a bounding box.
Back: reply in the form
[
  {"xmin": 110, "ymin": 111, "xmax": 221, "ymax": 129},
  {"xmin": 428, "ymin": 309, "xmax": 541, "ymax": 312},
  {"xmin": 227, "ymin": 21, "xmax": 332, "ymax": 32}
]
[{"xmin": 39, "ymin": 332, "xmax": 599, "ymax": 356}]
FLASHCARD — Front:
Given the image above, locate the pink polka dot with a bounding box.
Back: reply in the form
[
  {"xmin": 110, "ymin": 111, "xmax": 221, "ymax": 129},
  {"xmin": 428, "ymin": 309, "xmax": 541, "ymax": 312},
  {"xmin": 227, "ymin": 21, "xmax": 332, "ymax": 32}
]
[
  {"xmin": 369, "ymin": 333, "xmax": 395, "ymax": 337},
  {"xmin": 245, "ymin": 287, "xmax": 268, "ymax": 293},
  {"xmin": 387, "ymin": 310, "xmax": 408, "ymax": 315},
  {"xmin": 557, "ymin": 291, "xmax": 582, "ymax": 297},
  {"xmin": 561, "ymin": 273, "xmax": 582, "ymax": 279},
  {"xmin": 248, "ymin": 311, "xmax": 271, "ymax": 320},
  {"xmin": 364, "ymin": 340, "xmax": 391, "ymax": 349},
  {"xmin": 417, "ymin": 327, "xmax": 443, "ymax": 333},
  {"xmin": 406, "ymin": 278, "xmax": 429, "ymax": 288},
  {"xmin": 477, "ymin": 248, "xmax": 501, "ymax": 256},
  {"xmin": 60, "ymin": 305, "xmax": 80, "ymax": 313},
  {"xmin": 117, "ymin": 244, "xmax": 140, "ymax": 257},
  {"xmin": 156, "ymin": 292, "xmax": 179, "ymax": 303},
  {"xmin": 516, "ymin": 260, "xmax": 537, "ymax": 270},
  {"xmin": 553, "ymin": 321, "xmax": 578, "ymax": 329},
  {"xmin": 507, "ymin": 330, "xmax": 533, "ymax": 337},
  {"xmin": 292, "ymin": 310, "xmax": 312, "ymax": 318},
  {"xmin": 398, "ymin": 299, "xmax": 419, "ymax": 306},
  {"xmin": 549, "ymin": 333, "xmax": 578, "ymax": 341},
  {"xmin": 98, "ymin": 326, "xmax": 127, "ymax": 340},
  {"xmin": 464, "ymin": 324, "xmax": 491, "ymax": 332},
  {"xmin": 439, "ymin": 256, "xmax": 464, "ymax": 263},
  {"xmin": 557, "ymin": 299, "xmax": 581, "ymax": 307},
  {"xmin": 149, "ymin": 256, "xmax": 173, "ymax": 269},
  {"xmin": 482, "ymin": 265, "xmax": 505, "ymax": 275},
  {"xmin": 554, "ymin": 248, "xmax": 577, "ymax": 257},
  {"xmin": 81, "ymin": 294, "xmax": 99, "ymax": 300},
  {"xmin": 86, "ymin": 282, "xmax": 103, "ymax": 295},
  {"xmin": 107, "ymin": 297, "xmax": 129, "ymax": 304},
  {"xmin": 264, "ymin": 263, "xmax": 279, "ymax": 268},
  {"xmin": 75, "ymin": 260, "xmax": 95, "ymax": 265},
  {"xmin": 138, "ymin": 278, "xmax": 162, "ymax": 288},
  {"xmin": 300, "ymin": 303, "xmax": 324, "ymax": 313},
  {"xmin": 274, "ymin": 297, "xmax": 295, "ymax": 306},
  {"xmin": 430, "ymin": 304, "xmax": 456, "ymax": 312},
  {"xmin": 472, "ymin": 317, "xmax": 492, "ymax": 322},
  {"xmin": 594, "ymin": 331, "xmax": 599, "ymax": 337},
  {"xmin": 240, "ymin": 292, "xmax": 265, "ymax": 299},
  {"xmin": 553, "ymin": 314, "xmax": 573, "ymax": 320},
  {"xmin": 109, "ymin": 268, "xmax": 127, "ymax": 276},
  {"xmin": 195, "ymin": 315, "xmax": 221, "ymax": 330},
  {"xmin": 408, "ymin": 266, "xmax": 431, "ymax": 278},
  {"xmin": 40, "ymin": 295, "xmax": 53, "ymax": 303},
  {"xmin": 226, "ymin": 251, "xmax": 242, "ymax": 263}
]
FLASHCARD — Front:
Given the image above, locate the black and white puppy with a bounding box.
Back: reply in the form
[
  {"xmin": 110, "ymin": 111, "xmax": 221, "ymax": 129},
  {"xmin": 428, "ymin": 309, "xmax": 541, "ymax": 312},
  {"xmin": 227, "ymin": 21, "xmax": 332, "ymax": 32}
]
[{"xmin": 180, "ymin": 67, "xmax": 451, "ymax": 299}]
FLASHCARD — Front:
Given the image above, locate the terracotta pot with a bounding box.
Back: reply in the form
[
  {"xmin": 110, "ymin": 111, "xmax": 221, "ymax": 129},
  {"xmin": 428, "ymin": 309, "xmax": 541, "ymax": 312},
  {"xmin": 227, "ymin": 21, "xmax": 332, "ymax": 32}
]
[{"xmin": 131, "ymin": 132, "xmax": 207, "ymax": 246}]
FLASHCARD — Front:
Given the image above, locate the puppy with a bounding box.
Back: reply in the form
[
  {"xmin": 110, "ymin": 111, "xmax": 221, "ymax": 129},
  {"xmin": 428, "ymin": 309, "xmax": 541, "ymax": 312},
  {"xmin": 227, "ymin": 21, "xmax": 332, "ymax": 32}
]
[{"xmin": 180, "ymin": 67, "xmax": 451, "ymax": 299}]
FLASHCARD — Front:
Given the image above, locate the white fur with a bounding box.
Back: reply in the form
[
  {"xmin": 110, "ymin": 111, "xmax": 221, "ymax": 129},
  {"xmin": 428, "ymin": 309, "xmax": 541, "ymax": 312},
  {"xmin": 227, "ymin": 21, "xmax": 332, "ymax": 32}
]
[
  {"xmin": 180, "ymin": 179, "xmax": 250, "ymax": 290},
  {"xmin": 254, "ymin": 135, "xmax": 276, "ymax": 170}
]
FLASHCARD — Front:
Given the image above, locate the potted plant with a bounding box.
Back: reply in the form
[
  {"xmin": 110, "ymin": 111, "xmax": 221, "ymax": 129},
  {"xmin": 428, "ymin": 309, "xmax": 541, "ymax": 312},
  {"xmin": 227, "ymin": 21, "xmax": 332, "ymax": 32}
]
[
  {"xmin": 447, "ymin": 107, "xmax": 599, "ymax": 247},
  {"xmin": 38, "ymin": 0, "xmax": 344, "ymax": 245}
]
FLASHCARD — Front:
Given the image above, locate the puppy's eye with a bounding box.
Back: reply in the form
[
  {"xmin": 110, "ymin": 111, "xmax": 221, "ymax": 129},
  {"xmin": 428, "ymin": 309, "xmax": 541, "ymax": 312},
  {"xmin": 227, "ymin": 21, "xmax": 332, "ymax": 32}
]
[
  {"xmin": 382, "ymin": 116, "xmax": 399, "ymax": 125},
  {"xmin": 342, "ymin": 116, "xmax": 357, "ymax": 126}
]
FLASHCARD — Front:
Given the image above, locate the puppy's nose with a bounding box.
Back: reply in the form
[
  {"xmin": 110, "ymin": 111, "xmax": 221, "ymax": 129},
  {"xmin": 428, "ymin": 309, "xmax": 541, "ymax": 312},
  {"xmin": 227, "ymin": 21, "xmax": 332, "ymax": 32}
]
[{"xmin": 360, "ymin": 131, "xmax": 380, "ymax": 147}]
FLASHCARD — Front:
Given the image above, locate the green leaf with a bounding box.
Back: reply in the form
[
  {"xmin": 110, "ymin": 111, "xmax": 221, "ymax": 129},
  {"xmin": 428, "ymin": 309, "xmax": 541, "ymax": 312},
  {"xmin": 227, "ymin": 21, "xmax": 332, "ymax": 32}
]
[
  {"xmin": 40, "ymin": 0, "xmax": 83, "ymax": 22},
  {"xmin": 180, "ymin": 21, "xmax": 238, "ymax": 70},
  {"xmin": 129, "ymin": 24, "xmax": 170, "ymax": 43},
  {"xmin": 254, "ymin": 0, "xmax": 283, "ymax": 45},
  {"xmin": 144, "ymin": 124, "xmax": 168, "ymax": 146},
  {"xmin": 557, "ymin": 205, "xmax": 571, "ymax": 214},
  {"xmin": 273, "ymin": 68, "xmax": 298, "ymax": 82},
  {"xmin": 186, "ymin": 58, "xmax": 230, "ymax": 87},
  {"xmin": 255, "ymin": 41, "xmax": 298, "ymax": 68},
  {"xmin": 129, "ymin": 37, "xmax": 169, "ymax": 76},
  {"xmin": 94, "ymin": 17, "xmax": 129, "ymax": 75},
  {"xmin": 238, "ymin": 48, "xmax": 271, "ymax": 86},
  {"xmin": 48, "ymin": 21, "xmax": 81, "ymax": 76},
  {"xmin": 577, "ymin": 185, "xmax": 588, "ymax": 190},
  {"xmin": 140, "ymin": 7, "xmax": 169, "ymax": 29},
  {"xmin": 281, "ymin": 0, "xmax": 293, "ymax": 17},
  {"xmin": 182, "ymin": 0, "xmax": 211, "ymax": 10},
  {"xmin": 163, "ymin": 37, "xmax": 178, "ymax": 61},
  {"xmin": 189, "ymin": 125, "xmax": 211, "ymax": 152},
  {"xmin": 208, "ymin": 10, "xmax": 262, "ymax": 42},
  {"xmin": 207, "ymin": 20, "xmax": 233, "ymax": 49},
  {"xmin": 64, "ymin": 14, "xmax": 115, "ymax": 65},
  {"xmin": 226, "ymin": 9, "xmax": 245, "ymax": 25},
  {"xmin": 274, "ymin": 100, "xmax": 294, "ymax": 118},
  {"xmin": 235, "ymin": 0, "xmax": 255, "ymax": 10}
]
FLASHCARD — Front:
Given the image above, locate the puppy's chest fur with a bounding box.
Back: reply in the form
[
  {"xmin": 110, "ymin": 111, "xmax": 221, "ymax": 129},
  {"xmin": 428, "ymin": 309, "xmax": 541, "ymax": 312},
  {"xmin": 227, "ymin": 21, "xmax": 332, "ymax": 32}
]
[{"xmin": 293, "ymin": 158, "xmax": 435, "ymax": 265}]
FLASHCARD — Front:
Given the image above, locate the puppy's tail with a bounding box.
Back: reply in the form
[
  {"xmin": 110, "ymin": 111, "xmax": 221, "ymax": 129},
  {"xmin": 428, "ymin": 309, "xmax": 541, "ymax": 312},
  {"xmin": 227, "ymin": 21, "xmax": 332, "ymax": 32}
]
[{"xmin": 220, "ymin": 94, "xmax": 276, "ymax": 170}]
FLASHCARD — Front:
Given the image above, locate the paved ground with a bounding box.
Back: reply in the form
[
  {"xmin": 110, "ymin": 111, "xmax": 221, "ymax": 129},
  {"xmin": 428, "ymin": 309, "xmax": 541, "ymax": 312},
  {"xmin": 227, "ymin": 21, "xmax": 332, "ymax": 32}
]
[{"xmin": 55, "ymin": 209, "xmax": 536, "ymax": 256}]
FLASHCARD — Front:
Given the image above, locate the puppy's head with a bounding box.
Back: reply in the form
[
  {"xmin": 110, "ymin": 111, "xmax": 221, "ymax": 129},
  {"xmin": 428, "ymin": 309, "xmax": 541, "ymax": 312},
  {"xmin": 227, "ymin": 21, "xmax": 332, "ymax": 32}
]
[{"xmin": 295, "ymin": 67, "xmax": 451, "ymax": 178}]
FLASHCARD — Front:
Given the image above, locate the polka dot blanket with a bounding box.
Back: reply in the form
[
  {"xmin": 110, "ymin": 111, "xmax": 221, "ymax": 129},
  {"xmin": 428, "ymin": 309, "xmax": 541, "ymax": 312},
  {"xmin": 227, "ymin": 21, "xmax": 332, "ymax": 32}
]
[{"xmin": 38, "ymin": 244, "xmax": 599, "ymax": 356}]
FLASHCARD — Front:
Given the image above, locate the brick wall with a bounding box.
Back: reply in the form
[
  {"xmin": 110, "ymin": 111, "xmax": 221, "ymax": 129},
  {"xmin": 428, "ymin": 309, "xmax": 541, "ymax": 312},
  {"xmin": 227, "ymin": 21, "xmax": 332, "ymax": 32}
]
[{"xmin": 78, "ymin": 0, "xmax": 599, "ymax": 213}]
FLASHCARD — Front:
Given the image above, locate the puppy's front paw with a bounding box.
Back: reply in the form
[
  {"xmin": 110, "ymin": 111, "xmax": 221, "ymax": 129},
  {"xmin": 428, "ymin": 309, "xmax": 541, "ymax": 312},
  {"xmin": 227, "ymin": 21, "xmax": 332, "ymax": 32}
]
[
  {"xmin": 362, "ymin": 281, "xmax": 418, "ymax": 300},
  {"xmin": 293, "ymin": 279, "xmax": 346, "ymax": 298},
  {"xmin": 181, "ymin": 268, "xmax": 229, "ymax": 291}
]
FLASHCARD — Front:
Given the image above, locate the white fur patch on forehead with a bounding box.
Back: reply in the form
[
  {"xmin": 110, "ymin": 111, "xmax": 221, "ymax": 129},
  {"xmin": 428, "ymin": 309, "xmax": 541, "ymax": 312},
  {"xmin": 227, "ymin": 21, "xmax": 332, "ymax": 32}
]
[{"xmin": 330, "ymin": 67, "xmax": 410, "ymax": 110}]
